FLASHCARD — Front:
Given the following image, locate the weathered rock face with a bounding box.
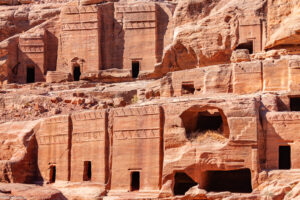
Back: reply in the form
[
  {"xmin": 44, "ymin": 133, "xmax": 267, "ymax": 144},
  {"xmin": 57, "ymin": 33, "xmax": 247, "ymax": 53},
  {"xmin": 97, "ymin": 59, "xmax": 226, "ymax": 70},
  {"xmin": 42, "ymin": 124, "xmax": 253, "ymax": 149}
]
[
  {"xmin": 0, "ymin": 120, "xmax": 40, "ymax": 183},
  {"xmin": 0, "ymin": 3, "xmax": 61, "ymax": 42},
  {"xmin": 0, "ymin": 0, "xmax": 298, "ymax": 84},
  {"xmin": 0, "ymin": 0, "xmax": 300, "ymax": 200},
  {"xmin": 0, "ymin": 0, "xmax": 20, "ymax": 5},
  {"xmin": 0, "ymin": 0, "xmax": 70, "ymax": 5},
  {"xmin": 153, "ymin": 0, "xmax": 267, "ymax": 76},
  {"xmin": 266, "ymin": 0, "xmax": 300, "ymax": 51},
  {"xmin": 0, "ymin": 2, "xmax": 64, "ymax": 85},
  {"xmin": 56, "ymin": 1, "xmax": 175, "ymax": 81},
  {"xmin": 0, "ymin": 183, "xmax": 66, "ymax": 200}
]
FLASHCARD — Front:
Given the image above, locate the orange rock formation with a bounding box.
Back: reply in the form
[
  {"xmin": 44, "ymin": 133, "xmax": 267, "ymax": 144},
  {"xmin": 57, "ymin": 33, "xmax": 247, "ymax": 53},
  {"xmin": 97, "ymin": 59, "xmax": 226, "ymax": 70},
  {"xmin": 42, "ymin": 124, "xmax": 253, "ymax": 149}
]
[{"xmin": 0, "ymin": 0, "xmax": 300, "ymax": 200}]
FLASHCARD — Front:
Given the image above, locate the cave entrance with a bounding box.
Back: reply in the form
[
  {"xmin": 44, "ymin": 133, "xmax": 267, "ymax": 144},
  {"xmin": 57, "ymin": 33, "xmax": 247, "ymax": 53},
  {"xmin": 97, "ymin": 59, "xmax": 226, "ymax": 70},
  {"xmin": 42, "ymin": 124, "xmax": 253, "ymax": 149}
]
[
  {"xmin": 236, "ymin": 41, "xmax": 253, "ymax": 54},
  {"xmin": 180, "ymin": 106, "xmax": 229, "ymax": 140},
  {"xmin": 204, "ymin": 169, "xmax": 252, "ymax": 193},
  {"xmin": 73, "ymin": 65, "xmax": 81, "ymax": 81},
  {"xmin": 182, "ymin": 82, "xmax": 195, "ymax": 95},
  {"xmin": 132, "ymin": 61, "xmax": 140, "ymax": 78},
  {"xmin": 130, "ymin": 171, "xmax": 140, "ymax": 191},
  {"xmin": 197, "ymin": 112, "xmax": 223, "ymax": 132},
  {"xmin": 290, "ymin": 97, "xmax": 300, "ymax": 111},
  {"xmin": 279, "ymin": 146, "xmax": 291, "ymax": 169},
  {"xmin": 83, "ymin": 161, "xmax": 92, "ymax": 181},
  {"xmin": 26, "ymin": 66, "xmax": 35, "ymax": 83},
  {"xmin": 174, "ymin": 172, "xmax": 197, "ymax": 195},
  {"xmin": 49, "ymin": 165, "xmax": 56, "ymax": 183}
]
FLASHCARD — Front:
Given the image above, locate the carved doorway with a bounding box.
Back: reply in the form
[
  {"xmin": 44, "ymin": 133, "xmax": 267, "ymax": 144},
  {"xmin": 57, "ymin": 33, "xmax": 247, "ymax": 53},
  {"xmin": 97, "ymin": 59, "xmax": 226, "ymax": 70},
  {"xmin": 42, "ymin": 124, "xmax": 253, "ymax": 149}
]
[
  {"xmin": 132, "ymin": 61, "xmax": 140, "ymax": 78},
  {"xmin": 49, "ymin": 165, "xmax": 56, "ymax": 183},
  {"xmin": 73, "ymin": 64, "xmax": 81, "ymax": 81},
  {"xmin": 26, "ymin": 66, "xmax": 35, "ymax": 83},
  {"xmin": 279, "ymin": 146, "xmax": 291, "ymax": 169},
  {"xmin": 83, "ymin": 161, "xmax": 92, "ymax": 181},
  {"xmin": 130, "ymin": 171, "xmax": 140, "ymax": 191}
]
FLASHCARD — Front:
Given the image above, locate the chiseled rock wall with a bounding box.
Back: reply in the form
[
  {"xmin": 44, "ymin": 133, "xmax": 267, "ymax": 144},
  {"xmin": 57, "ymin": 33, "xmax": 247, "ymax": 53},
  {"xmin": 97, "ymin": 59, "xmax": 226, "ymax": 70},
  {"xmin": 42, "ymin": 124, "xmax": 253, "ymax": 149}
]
[
  {"xmin": 71, "ymin": 110, "xmax": 107, "ymax": 183},
  {"xmin": 152, "ymin": 55, "xmax": 300, "ymax": 98},
  {"xmin": 265, "ymin": 112, "xmax": 300, "ymax": 169},
  {"xmin": 1, "ymin": 88, "xmax": 300, "ymax": 199},
  {"xmin": 111, "ymin": 106, "xmax": 162, "ymax": 191},
  {"xmin": 161, "ymin": 96, "xmax": 261, "ymax": 194},
  {"xmin": 36, "ymin": 115, "xmax": 70, "ymax": 182},
  {"xmin": 0, "ymin": 97, "xmax": 261, "ymax": 189}
]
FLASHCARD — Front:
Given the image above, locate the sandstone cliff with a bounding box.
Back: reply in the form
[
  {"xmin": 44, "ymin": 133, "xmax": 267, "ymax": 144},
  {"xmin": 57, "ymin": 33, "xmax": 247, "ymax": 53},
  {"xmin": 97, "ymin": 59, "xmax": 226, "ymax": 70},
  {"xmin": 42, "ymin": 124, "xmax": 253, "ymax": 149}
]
[
  {"xmin": 154, "ymin": 0, "xmax": 266, "ymax": 75},
  {"xmin": 0, "ymin": 0, "xmax": 299, "ymax": 200},
  {"xmin": 266, "ymin": 0, "xmax": 300, "ymax": 51}
]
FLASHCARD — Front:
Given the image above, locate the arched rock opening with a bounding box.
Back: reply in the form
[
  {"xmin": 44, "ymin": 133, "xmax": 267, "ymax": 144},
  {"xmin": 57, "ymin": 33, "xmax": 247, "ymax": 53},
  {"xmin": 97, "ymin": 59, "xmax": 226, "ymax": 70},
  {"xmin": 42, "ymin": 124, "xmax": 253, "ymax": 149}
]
[
  {"xmin": 173, "ymin": 172, "xmax": 197, "ymax": 196},
  {"xmin": 180, "ymin": 106, "xmax": 229, "ymax": 140}
]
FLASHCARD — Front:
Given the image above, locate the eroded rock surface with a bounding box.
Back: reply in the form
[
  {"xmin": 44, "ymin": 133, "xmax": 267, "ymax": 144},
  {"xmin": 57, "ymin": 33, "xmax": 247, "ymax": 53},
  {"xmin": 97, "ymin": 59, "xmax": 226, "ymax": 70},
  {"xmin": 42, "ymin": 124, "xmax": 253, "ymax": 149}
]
[{"xmin": 0, "ymin": 0, "xmax": 300, "ymax": 200}]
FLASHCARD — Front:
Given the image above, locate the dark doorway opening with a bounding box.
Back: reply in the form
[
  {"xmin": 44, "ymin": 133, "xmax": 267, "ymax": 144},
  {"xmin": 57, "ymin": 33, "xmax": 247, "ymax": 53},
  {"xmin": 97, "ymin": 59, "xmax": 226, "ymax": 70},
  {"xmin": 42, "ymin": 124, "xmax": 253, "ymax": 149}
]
[
  {"xmin": 236, "ymin": 41, "xmax": 254, "ymax": 54},
  {"xmin": 204, "ymin": 169, "xmax": 252, "ymax": 193},
  {"xmin": 174, "ymin": 172, "xmax": 197, "ymax": 195},
  {"xmin": 49, "ymin": 165, "xmax": 56, "ymax": 183},
  {"xmin": 83, "ymin": 161, "xmax": 92, "ymax": 181},
  {"xmin": 182, "ymin": 82, "xmax": 195, "ymax": 95},
  {"xmin": 279, "ymin": 146, "xmax": 291, "ymax": 169},
  {"xmin": 26, "ymin": 66, "xmax": 35, "ymax": 83},
  {"xmin": 132, "ymin": 61, "xmax": 140, "ymax": 78},
  {"xmin": 130, "ymin": 171, "xmax": 140, "ymax": 191},
  {"xmin": 290, "ymin": 97, "xmax": 300, "ymax": 111},
  {"xmin": 73, "ymin": 66, "xmax": 81, "ymax": 81},
  {"xmin": 197, "ymin": 112, "xmax": 223, "ymax": 132}
]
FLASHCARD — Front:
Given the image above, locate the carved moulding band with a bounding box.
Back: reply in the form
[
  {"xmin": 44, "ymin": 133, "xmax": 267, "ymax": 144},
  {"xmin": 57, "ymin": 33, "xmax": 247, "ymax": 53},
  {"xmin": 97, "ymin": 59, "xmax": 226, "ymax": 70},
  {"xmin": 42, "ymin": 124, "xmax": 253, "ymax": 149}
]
[{"xmin": 114, "ymin": 129, "xmax": 160, "ymax": 140}]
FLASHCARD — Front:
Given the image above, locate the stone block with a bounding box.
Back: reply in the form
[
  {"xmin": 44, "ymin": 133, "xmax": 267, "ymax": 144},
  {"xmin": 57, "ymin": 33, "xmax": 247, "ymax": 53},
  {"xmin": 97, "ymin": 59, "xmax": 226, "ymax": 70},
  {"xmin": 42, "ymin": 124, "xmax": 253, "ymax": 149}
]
[
  {"xmin": 46, "ymin": 71, "xmax": 72, "ymax": 83},
  {"xmin": 233, "ymin": 61, "xmax": 262, "ymax": 94},
  {"xmin": 263, "ymin": 59, "xmax": 289, "ymax": 91},
  {"xmin": 288, "ymin": 58, "xmax": 300, "ymax": 91}
]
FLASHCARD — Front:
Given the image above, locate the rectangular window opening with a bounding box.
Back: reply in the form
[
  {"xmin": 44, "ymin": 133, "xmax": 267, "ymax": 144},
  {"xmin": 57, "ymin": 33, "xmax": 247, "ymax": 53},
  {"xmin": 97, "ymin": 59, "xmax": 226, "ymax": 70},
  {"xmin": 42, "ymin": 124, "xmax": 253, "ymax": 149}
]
[
  {"xmin": 83, "ymin": 161, "xmax": 92, "ymax": 181},
  {"xmin": 182, "ymin": 82, "xmax": 195, "ymax": 95}
]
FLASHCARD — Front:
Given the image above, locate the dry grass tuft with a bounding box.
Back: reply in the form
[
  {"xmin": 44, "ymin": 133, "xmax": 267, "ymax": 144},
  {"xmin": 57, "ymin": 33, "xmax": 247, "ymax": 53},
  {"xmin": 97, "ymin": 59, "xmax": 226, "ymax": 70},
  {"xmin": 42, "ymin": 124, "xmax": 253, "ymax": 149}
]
[{"xmin": 190, "ymin": 130, "xmax": 228, "ymax": 144}]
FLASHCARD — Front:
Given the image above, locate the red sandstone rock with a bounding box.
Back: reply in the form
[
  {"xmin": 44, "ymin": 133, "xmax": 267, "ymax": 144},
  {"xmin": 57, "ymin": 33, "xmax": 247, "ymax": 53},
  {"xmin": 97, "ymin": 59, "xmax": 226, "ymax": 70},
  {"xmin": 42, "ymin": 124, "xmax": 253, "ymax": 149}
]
[
  {"xmin": 0, "ymin": 183, "xmax": 66, "ymax": 200},
  {"xmin": 0, "ymin": 0, "xmax": 300, "ymax": 200},
  {"xmin": 230, "ymin": 49, "xmax": 250, "ymax": 63},
  {"xmin": 266, "ymin": 0, "xmax": 300, "ymax": 52}
]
